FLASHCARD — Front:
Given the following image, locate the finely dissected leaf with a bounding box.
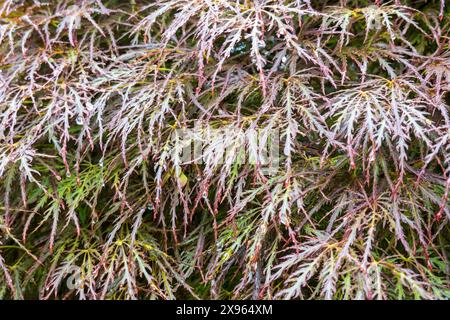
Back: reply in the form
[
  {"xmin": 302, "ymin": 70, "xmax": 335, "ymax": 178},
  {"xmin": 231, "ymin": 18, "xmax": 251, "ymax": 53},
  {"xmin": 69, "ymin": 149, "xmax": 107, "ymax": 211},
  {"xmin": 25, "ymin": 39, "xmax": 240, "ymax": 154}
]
[{"xmin": 0, "ymin": 0, "xmax": 448, "ymax": 300}]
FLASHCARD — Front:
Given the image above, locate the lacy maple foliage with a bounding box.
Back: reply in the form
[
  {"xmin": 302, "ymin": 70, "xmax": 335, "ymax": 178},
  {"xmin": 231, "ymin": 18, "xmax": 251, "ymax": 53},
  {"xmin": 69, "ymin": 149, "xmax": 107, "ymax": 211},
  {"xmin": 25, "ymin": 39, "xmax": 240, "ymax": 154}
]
[{"xmin": 0, "ymin": 0, "xmax": 449, "ymax": 299}]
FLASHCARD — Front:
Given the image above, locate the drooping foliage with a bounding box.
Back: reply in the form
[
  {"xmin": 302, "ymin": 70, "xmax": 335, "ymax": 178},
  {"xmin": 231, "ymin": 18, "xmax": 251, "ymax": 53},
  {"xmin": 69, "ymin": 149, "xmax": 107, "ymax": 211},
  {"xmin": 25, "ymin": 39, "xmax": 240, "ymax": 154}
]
[{"xmin": 0, "ymin": 0, "xmax": 449, "ymax": 300}]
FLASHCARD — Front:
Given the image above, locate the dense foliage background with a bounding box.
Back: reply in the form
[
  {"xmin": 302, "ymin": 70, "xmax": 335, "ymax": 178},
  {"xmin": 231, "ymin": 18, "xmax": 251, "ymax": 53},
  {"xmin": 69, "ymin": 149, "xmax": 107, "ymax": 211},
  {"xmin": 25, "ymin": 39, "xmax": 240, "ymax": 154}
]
[{"xmin": 0, "ymin": 0, "xmax": 449, "ymax": 299}]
